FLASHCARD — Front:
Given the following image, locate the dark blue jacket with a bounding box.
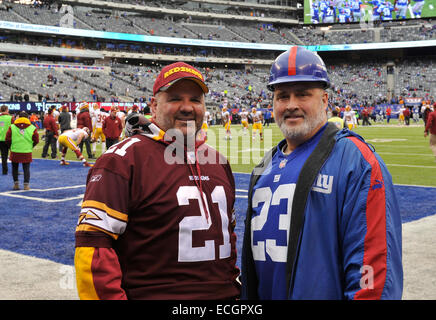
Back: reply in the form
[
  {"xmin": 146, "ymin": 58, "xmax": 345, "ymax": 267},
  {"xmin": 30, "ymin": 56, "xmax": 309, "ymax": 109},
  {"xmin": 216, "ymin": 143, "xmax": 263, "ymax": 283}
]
[{"xmin": 241, "ymin": 124, "xmax": 403, "ymax": 299}]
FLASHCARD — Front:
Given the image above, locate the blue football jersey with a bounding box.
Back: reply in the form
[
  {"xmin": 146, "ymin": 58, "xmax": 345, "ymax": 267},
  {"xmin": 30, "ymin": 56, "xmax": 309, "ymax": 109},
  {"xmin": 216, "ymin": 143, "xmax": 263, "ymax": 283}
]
[{"xmin": 251, "ymin": 124, "xmax": 326, "ymax": 299}]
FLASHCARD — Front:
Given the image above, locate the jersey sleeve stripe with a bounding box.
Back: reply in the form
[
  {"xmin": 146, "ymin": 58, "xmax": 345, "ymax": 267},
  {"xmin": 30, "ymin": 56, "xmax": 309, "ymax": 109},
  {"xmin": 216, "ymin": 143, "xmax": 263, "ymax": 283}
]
[
  {"xmin": 75, "ymin": 224, "xmax": 120, "ymax": 240},
  {"xmin": 347, "ymin": 136, "xmax": 387, "ymax": 300},
  {"xmin": 82, "ymin": 200, "xmax": 128, "ymax": 222},
  {"xmin": 74, "ymin": 247, "xmax": 100, "ymax": 300},
  {"xmin": 78, "ymin": 202, "xmax": 128, "ymax": 237}
]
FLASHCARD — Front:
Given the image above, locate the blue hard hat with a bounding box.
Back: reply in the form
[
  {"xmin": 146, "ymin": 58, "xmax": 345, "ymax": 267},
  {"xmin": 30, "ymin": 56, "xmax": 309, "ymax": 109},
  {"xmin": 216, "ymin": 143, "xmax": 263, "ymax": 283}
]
[{"xmin": 267, "ymin": 46, "xmax": 330, "ymax": 91}]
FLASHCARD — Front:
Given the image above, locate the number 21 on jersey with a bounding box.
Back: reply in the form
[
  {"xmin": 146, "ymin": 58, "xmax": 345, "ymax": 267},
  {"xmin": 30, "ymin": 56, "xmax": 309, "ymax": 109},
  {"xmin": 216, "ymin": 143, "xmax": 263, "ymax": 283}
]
[{"xmin": 177, "ymin": 185, "xmax": 231, "ymax": 262}]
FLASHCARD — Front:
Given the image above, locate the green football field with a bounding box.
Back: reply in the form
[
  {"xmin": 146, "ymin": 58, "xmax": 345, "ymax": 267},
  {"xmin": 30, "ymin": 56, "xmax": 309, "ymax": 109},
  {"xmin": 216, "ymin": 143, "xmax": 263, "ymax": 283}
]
[
  {"xmin": 32, "ymin": 120, "xmax": 436, "ymax": 187},
  {"xmin": 206, "ymin": 122, "xmax": 436, "ymax": 187}
]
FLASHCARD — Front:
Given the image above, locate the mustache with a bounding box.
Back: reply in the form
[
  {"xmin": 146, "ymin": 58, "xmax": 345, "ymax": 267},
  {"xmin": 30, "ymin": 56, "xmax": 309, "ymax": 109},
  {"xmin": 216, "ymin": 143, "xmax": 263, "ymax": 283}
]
[
  {"xmin": 281, "ymin": 110, "xmax": 305, "ymax": 119},
  {"xmin": 175, "ymin": 111, "xmax": 196, "ymax": 121}
]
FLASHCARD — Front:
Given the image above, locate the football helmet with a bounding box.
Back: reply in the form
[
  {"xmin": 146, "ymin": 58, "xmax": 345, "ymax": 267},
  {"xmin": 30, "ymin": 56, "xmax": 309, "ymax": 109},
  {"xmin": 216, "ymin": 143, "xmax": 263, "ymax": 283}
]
[{"xmin": 267, "ymin": 46, "xmax": 330, "ymax": 91}]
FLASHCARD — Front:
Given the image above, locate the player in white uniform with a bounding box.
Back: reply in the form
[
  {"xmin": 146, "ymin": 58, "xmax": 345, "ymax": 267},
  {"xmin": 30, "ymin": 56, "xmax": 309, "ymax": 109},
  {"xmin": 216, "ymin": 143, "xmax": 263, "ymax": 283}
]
[
  {"xmin": 199, "ymin": 110, "xmax": 211, "ymax": 140},
  {"xmin": 250, "ymin": 107, "xmax": 263, "ymax": 141},
  {"xmin": 343, "ymin": 105, "xmax": 357, "ymax": 130},
  {"xmin": 91, "ymin": 108, "xmax": 108, "ymax": 155},
  {"xmin": 222, "ymin": 106, "xmax": 232, "ymax": 140},
  {"xmin": 239, "ymin": 108, "xmax": 249, "ymax": 135},
  {"xmin": 58, "ymin": 127, "xmax": 93, "ymax": 167}
]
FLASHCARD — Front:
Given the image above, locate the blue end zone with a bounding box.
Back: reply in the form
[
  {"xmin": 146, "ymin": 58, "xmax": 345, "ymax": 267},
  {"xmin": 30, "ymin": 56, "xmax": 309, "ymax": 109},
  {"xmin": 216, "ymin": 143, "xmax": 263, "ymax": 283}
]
[{"xmin": 0, "ymin": 159, "xmax": 434, "ymax": 268}]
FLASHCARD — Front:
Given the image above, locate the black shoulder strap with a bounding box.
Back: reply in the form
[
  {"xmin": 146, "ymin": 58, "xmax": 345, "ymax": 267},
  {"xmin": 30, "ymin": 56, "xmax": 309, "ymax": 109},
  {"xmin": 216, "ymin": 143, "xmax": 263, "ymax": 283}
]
[
  {"xmin": 241, "ymin": 145, "xmax": 278, "ymax": 299},
  {"xmin": 285, "ymin": 122, "xmax": 339, "ymax": 295}
]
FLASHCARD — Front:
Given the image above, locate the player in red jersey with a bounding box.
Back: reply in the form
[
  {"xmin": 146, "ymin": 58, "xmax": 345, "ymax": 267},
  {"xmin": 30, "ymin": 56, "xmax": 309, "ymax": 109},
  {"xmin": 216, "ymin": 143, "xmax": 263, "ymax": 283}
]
[{"xmin": 74, "ymin": 62, "xmax": 240, "ymax": 300}]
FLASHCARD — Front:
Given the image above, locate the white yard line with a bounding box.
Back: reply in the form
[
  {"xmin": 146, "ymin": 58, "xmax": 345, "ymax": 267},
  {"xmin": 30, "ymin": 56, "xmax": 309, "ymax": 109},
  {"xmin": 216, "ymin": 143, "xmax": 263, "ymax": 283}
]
[
  {"xmin": 0, "ymin": 185, "xmax": 86, "ymax": 203},
  {"xmin": 0, "ymin": 193, "xmax": 84, "ymax": 203},
  {"xmin": 378, "ymin": 152, "xmax": 435, "ymax": 157},
  {"xmin": 386, "ymin": 163, "xmax": 436, "ymax": 169}
]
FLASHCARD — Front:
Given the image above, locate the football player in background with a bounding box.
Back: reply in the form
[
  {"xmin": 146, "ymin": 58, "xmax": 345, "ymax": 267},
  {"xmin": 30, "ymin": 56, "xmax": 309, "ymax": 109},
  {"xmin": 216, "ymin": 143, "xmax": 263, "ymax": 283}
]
[
  {"xmin": 311, "ymin": 1, "xmax": 321, "ymax": 23},
  {"xmin": 343, "ymin": 105, "xmax": 357, "ymax": 130},
  {"xmin": 74, "ymin": 62, "xmax": 240, "ymax": 300},
  {"xmin": 380, "ymin": 0, "xmax": 395, "ymax": 20},
  {"xmin": 91, "ymin": 107, "xmax": 108, "ymax": 156},
  {"xmin": 222, "ymin": 105, "xmax": 232, "ymax": 140},
  {"xmin": 394, "ymin": 0, "xmax": 410, "ymax": 19},
  {"xmin": 411, "ymin": 0, "xmax": 425, "ymax": 18},
  {"xmin": 239, "ymin": 107, "xmax": 249, "ymax": 135},
  {"xmin": 366, "ymin": 0, "xmax": 382, "ymax": 21},
  {"xmin": 57, "ymin": 127, "xmax": 93, "ymax": 167},
  {"xmin": 199, "ymin": 108, "xmax": 210, "ymax": 140},
  {"xmin": 241, "ymin": 46, "xmax": 403, "ymax": 300},
  {"xmin": 250, "ymin": 107, "xmax": 264, "ymax": 141},
  {"xmin": 322, "ymin": 5, "xmax": 336, "ymax": 23},
  {"xmin": 350, "ymin": 0, "xmax": 363, "ymax": 22}
]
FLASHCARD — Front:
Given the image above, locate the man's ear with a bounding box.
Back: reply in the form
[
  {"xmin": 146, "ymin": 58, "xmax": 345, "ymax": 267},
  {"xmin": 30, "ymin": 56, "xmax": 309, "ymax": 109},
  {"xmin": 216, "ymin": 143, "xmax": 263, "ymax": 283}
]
[
  {"xmin": 322, "ymin": 90, "xmax": 329, "ymax": 108},
  {"xmin": 150, "ymin": 96, "xmax": 157, "ymax": 120}
]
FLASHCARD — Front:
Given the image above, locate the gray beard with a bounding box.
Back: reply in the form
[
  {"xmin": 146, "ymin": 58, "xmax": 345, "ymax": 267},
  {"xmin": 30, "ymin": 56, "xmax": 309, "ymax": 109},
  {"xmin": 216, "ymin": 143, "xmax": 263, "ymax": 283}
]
[{"xmin": 276, "ymin": 111, "xmax": 326, "ymax": 143}]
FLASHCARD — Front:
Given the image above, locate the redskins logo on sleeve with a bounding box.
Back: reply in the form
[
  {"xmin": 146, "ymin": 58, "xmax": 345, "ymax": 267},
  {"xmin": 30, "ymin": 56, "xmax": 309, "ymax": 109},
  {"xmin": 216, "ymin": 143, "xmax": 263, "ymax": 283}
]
[{"xmin": 76, "ymin": 200, "xmax": 128, "ymax": 240}]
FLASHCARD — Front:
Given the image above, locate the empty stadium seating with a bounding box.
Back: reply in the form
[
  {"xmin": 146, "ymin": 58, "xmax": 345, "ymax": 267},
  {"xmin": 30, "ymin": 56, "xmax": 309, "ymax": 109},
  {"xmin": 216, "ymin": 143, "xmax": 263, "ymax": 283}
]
[{"xmin": 0, "ymin": 1, "xmax": 434, "ymax": 108}]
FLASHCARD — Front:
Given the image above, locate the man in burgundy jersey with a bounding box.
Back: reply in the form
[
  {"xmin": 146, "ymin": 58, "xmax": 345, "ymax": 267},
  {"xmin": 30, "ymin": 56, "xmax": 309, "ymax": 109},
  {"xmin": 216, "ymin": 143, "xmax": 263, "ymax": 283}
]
[
  {"xmin": 75, "ymin": 62, "xmax": 240, "ymax": 300},
  {"xmin": 102, "ymin": 106, "xmax": 122, "ymax": 150},
  {"xmin": 424, "ymin": 104, "xmax": 436, "ymax": 162}
]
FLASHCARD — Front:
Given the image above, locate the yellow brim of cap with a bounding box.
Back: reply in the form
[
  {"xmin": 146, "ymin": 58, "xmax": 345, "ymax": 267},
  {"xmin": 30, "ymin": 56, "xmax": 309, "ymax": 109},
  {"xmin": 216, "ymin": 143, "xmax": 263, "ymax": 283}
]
[{"xmin": 161, "ymin": 77, "xmax": 209, "ymax": 94}]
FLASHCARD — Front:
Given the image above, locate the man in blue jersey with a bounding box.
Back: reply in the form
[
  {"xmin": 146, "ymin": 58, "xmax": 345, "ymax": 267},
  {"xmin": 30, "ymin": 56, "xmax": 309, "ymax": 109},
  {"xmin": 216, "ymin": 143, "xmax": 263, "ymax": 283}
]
[
  {"xmin": 350, "ymin": 0, "xmax": 363, "ymax": 21},
  {"xmin": 380, "ymin": 0, "xmax": 395, "ymax": 20},
  {"xmin": 337, "ymin": 8, "xmax": 351, "ymax": 22},
  {"xmin": 366, "ymin": 0, "xmax": 382, "ymax": 21},
  {"xmin": 395, "ymin": 0, "xmax": 410, "ymax": 19},
  {"xmin": 241, "ymin": 46, "xmax": 403, "ymax": 300},
  {"xmin": 411, "ymin": 0, "xmax": 425, "ymax": 18},
  {"xmin": 322, "ymin": 5, "xmax": 336, "ymax": 23},
  {"xmin": 311, "ymin": 1, "xmax": 320, "ymax": 23}
]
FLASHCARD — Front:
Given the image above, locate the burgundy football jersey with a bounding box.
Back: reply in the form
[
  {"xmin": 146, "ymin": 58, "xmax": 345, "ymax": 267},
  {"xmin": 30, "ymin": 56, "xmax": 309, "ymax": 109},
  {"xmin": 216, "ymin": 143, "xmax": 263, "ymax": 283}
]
[{"xmin": 75, "ymin": 133, "xmax": 240, "ymax": 299}]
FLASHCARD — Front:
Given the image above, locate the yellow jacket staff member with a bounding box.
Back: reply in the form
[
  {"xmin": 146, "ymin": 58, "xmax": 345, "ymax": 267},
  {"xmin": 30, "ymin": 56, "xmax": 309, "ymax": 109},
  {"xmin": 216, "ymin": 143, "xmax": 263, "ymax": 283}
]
[
  {"xmin": 328, "ymin": 109, "xmax": 344, "ymax": 129},
  {"xmin": 5, "ymin": 112, "xmax": 39, "ymax": 190},
  {"xmin": 0, "ymin": 105, "xmax": 13, "ymax": 175}
]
